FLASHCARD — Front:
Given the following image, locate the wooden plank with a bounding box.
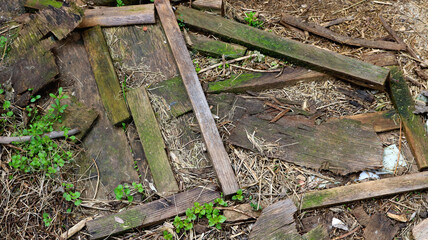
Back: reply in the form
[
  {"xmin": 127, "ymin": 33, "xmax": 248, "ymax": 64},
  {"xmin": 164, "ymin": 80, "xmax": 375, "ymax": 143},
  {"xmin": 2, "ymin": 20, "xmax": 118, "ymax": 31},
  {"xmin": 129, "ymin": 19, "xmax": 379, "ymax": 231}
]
[
  {"xmin": 175, "ymin": 6, "xmax": 390, "ymax": 90},
  {"xmin": 127, "ymin": 87, "xmax": 179, "ymax": 195},
  {"xmin": 280, "ymin": 14, "xmax": 406, "ymax": 51},
  {"xmin": 55, "ymin": 33, "xmax": 139, "ymax": 199},
  {"xmin": 361, "ymin": 52, "xmax": 398, "ymax": 67},
  {"xmin": 188, "ymin": 32, "xmax": 246, "ymax": 59},
  {"xmin": 296, "ymin": 171, "xmax": 428, "ymax": 210},
  {"xmin": 388, "ymin": 67, "xmax": 428, "ymax": 170},
  {"xmin": 78, "ymin": 5, "xmax": 155, "ymax": 28},
  {"xmin": 249, "ymin": 199, "xmax": 298, "ymax": 240},
  {"xmin": 24, "ymin": 0, "xmax": 63, "ymax": 9},
  {"xmin": 156, "ymin": 0, "xmax": 239, "ymax": 196},
  {"xmin": 192, "ymin": 0, "xmax": 223, "ymax": 12},
  {"xmin": 229, "ymin": 115, "xmax": 383, "ymax": 175},
  {"xmin": 86, "ymin": 185, "xmax": 220, "ymax": 240},
  {"xmin": 338, "ymin": 110, "xmax": 400, "ymax": 133},
  {"xmin": 206, "ymin": 68, "xmax": 327, "ymax": 93},
  {"xmin": 83, "ymin": 26, "xmax": 130, "ymax": 126},
  {"xmin": 413, "ymin": 218, "xmax": 428, "ymax": 240}
]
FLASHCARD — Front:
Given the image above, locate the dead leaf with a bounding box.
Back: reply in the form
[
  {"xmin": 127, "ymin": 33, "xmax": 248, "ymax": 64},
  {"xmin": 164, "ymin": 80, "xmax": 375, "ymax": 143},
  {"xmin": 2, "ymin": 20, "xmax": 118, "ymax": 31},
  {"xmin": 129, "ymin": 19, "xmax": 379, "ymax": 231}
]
[{"xmin": 387, "ymin": 212, "xmax": 408, "ymax": 222}]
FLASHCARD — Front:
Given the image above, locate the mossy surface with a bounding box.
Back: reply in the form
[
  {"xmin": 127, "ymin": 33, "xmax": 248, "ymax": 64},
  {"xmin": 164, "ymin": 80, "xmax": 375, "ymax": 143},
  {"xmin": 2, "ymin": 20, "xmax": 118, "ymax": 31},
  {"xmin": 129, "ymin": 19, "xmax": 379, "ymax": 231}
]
[
  {"xmin": 25, "ymin": 0, "xmax": 63, "ymax": 9},
  {"xmin": 189, "ymin": 33, "xmax": 246, "ymax": 59},
  {"xmin": 207, "ymin": 73, "xmax": 262, "ymax": 93}
]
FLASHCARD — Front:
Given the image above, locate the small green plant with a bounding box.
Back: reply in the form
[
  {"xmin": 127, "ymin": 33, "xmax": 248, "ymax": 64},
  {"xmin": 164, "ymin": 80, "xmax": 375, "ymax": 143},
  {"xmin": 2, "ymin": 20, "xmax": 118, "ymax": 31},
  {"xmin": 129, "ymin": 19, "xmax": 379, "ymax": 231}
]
[
  {"xmin": 163, "ymin": 230, "xmax": 173, "ymax": 240},
  {"xmin": 62, "ymin": 183, "xmax": 82, "ymax": 206},
  {"xmin": 217, "ymin": 63, "xmax": 230, "ymax": 70},
  {"xmin": 177, "ymin": 14, "xmax": 185, "ymax": 28},
  {"xmin": 114, "ymin": 182, "xmax": 145, "ymax": 203},
  {"xmin": 0, "ymin": 36, "xmax": 10, "ymax": 59},
  {"xmin": 232, "ymin": 189, "xmax": 244, "ymax": 201},
  {"xmin": 193, "ymin": 60, "xmax": 201, "ymax": 73},
  {"xmin": 244, "ymin": 12, "xmax": 263, "ymax": 28},
  {"xmin": 43, "ymin": 213, "xmax": 52, "ymax": 227},
  {"xmin": 116, "ymin": 0, "xmax": 125, "ymax": 7},
  {"xmin": 250, "ymin": 202, "xmax": 262, "ymax": 211}
]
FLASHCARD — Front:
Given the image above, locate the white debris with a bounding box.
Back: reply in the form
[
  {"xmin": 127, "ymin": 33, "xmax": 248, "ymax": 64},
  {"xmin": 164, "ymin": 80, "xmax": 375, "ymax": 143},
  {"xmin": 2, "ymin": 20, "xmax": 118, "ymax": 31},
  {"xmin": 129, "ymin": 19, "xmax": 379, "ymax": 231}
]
[
  {"xmin": 357, "ymin": 171, "xmax": 380, "ymax": 181},
  {"xmin": 382, "ymin": 144, "xmax": 406, "ymax": 173},
  {"xmin": 332, "ymin": 217, "xmax": 349, "ymax": 231}
]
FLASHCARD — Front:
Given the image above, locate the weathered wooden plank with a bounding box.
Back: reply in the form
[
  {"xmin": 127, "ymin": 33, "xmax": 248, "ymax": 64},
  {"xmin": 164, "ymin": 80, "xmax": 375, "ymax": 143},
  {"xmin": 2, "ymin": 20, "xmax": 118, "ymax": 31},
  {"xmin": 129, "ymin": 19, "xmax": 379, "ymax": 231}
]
[
  {"xmin": 297, "ymin": 171, "xmax": 428, "ymax": 210},
  {"xmin": 156, "ymin": 0, "xmax": 239, "ymax": 196},
  {"xmin": 86, "ymin": 185, "xmax": 220, "ymax": 239},
  {"xmin": 388, "ymin": 67, "xmax": 428, "ymax": 170},
  {"xmin": 127, "ymin": 87, "xmax": 179, "ymax": 195},
  {"xmin": 249, "ymin": 199, "xmax": 298, "ymax": 240},
  {"xmin": 188, "ymin": 32, "xmax": 246, "ymax": 59},
  {"xmin": 413, "ymin": 218, "xmax": 428, "ymax": 240},
  {"xmin": 175, "ymin": 6, "xmax": 390, "ymax": 90},
  {"xmin": 206, "ymin": 68, "xmax": 327, "ymax": 93},
  {"xmin": 229, "ymin": 115, "xmax": 383, "ymax": 175},
  {"xmin": 55, "ymin": 33, "xmax": 139, "ymax": 199},
  {"xmin": 192, "ymin": 0, "xmax": 223, "ymax": 12},
  {"xmin": 338, "ymin": 110, "xmax": 400, "ymax": 133},
  {"xmin": 83, "ymin": 26, "xmax": 130, "ymax": 126},
  {"xmin": 24, "ymin": 0, "xmax": 63, "ymax": 9},
  {"xmin": 78, "ymin": 5, "xmax": 155, "ymax": 28},
  {"xmin": 149, "ymin": 76, "xmax": 192, "ymax": 117}
]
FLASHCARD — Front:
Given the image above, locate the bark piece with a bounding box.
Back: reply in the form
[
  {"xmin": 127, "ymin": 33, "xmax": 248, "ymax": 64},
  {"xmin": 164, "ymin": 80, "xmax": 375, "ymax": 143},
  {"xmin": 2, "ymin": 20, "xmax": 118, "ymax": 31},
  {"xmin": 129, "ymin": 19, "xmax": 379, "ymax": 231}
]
[
  {"xmin": 353, "ymin": 208, "xmax": 399, "ymax": 240},
  {"xmin": 175, "ymin": 6, "xmax": 390, "ymax": 90},
  {"xmin": 156, "ymin": 0, "xmax": 239, "ymax": 196},
  {"xmin": 338, "ymin": 110, "xmax": 400, "ymax": 133},
  {"xmin": 413, "ymin": 218, "xmax": 428, "ymax": 240},
  {"xmin": 223, "ymin": 203, "xmax": 261, "ymax": 222},
  {"xmin": 188, "ymin": 32, "xmax": 246, "ymax": 59},
  {"xmin": 361, "ymin": 52, "xmax": 398, "ymax": 67}
]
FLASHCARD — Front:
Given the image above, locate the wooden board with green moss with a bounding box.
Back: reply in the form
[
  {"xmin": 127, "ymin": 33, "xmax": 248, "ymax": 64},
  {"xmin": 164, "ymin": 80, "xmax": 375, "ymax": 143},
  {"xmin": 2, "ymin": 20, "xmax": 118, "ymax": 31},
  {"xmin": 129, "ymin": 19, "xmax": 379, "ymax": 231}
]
[
  {"xmin": 86, "ymin": 185, "xmax": 220, "ymax": 240},
  {"xmin": 388, "ymin": 67, "xmax": 428, "ymax": 170},
  {"xmin": 127, "ymin": 87, "xmax": 179, "ymax": 195},
  {"xmin": 24, "ymin": 0, "xmax": 63, "ymax": 9},
  {"xmin": 188, "ymin": 32, "xmax": 246, "ymax": 59},
  {"xmin": 83, "ymin": 26, "xmax": 130, "ymax": 126},
  {"xmin": 206, "ymin": 68, "xmax": 327, "ymax": 93},
  {"xmin": 296, "ymin": 171, "xmax": 428, "ymax": 210},
  {"xmin": 175, "ymin": 6, "xmax": 389, "ymax": 90}
]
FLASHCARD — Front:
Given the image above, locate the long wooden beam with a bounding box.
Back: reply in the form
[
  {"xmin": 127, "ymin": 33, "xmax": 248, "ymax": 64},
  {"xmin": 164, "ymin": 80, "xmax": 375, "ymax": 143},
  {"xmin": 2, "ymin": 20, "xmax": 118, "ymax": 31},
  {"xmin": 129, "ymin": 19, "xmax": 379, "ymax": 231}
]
[
  {"xmin": 175, "ymin": 6, "xmax": 390, "ymax": 90},
  {"xmin": 155, "ymin": 0, "xmax": 239, "ymax": 196}
]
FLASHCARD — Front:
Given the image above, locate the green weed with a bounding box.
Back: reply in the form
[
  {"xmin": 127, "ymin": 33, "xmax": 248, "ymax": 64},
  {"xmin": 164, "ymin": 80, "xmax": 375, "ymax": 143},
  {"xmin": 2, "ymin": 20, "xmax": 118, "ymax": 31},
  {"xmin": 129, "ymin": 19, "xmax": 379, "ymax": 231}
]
[
  {"xmin": 114, "ymin": 182, "xmax": 145, "ymax": 203},
  {"xmin": 116, "ymin": 0, "xmax": 125, "ymax": 7},
  {"xmin": 232, "ymin": 189, "xmax": 244, "ymax": 201},
  {"xmin": 62, "ymin": 183, "xmax": 82, "ymax": 206},
  {"xmin": 43, "ymin": 213, "xmax": 52, "ymax": 227},
  {"xmin": 244, "ymin": 12, "xmax": 263, "ymax": 28}
]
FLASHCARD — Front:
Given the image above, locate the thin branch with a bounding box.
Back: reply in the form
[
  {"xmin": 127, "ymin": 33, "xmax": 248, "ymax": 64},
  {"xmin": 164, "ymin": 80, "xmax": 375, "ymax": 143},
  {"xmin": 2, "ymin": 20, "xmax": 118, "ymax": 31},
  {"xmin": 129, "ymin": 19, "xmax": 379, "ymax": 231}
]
[{"xmin": 0, "ymin": 128, "xmax": 80, "ymax": 144}]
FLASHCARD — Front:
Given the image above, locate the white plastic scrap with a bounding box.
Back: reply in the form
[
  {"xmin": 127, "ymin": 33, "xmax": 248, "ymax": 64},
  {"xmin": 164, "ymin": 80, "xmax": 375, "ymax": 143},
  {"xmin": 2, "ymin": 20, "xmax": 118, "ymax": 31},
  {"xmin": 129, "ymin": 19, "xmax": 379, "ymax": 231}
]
[
  {"xmin": 332, "ymin": 217, "xmax": 349, "ymax": 231},
  {"xmin": 382, "ymin": 144, "xmax": 407, "ymax": 173},
  {"xmin": 357, "ymin": 171, "xmax": 380, "ymax": 181}
]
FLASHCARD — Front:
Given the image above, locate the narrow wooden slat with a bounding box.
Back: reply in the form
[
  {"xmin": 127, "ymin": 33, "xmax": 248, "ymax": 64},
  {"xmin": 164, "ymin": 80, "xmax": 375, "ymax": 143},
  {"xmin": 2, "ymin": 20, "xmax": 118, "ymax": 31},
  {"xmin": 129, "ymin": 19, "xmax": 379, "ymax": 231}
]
[
  {"xmin": 192, "ymin": 0, "xmax": 223, "ymax": 12},
  {"xmin": 413, "ymin": 218, "xmax": 428, "ymax": 240},
  {"xmin": 127, "ymin": 87, "xmax": 179, "ymax": 195},
  {"xmin": 82, "ymin": 26, "xmax": 130, "ymax": 126},
  {"xmin": 156, "ymin": 0, "xmax": 239, "ymax": 196},
  {"xmin": 188, "ymin": 32, "xmax": 247, "ymax": 59},
  {"xmin": 86, "ymin": 185, "xmax": 220, "ymax": 239},
  {"xmin": 388, "ymin": 67, "xmax": 428, "ymax": 170},
  {"xmin": 78, "ymin": 5, "xmax": 155, "ymax": 28},
  {"xmin": 296, "ymin": 171, "xmax": 428, "ymax": 210},
  {"xmin": 175, "ymin": 6, "xmax": 390, "ymax": 90}
]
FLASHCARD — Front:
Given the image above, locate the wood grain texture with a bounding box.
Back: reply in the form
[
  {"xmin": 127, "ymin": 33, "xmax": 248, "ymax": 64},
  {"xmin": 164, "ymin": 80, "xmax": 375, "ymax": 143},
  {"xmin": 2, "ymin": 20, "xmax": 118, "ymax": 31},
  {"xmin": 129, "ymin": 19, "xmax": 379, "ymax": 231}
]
[
  {"xmin": 175, "ymin": 6, "xmax": 390, "ymax": 90},
  {"xmin": 83, "ymin": 26, "xmax": 130, "ymax": 126},
  {"xmin": 188, "ymin": 32, "xmax": 246, "ymax": 59},
  {"xmin": 388, "ymin": 67, "xmax": 428, "ymax": 170},
  {"xmin": 280, "ymin": 14, "xmax": 406, "ymax": 51},
  {"xmin": 353, "ymin": 207, "xmax": 399, "ymax": 240},
  {"xmin": 192, "ymin": 0, "xmax": 223, "ymax": 12},
  {"xmin": 229, "ymin": 115, "xmax": 383, "ymax": 175},
  {"xmin": 86, "ymin": 185, "xmax": 220, "ymax": 239},
  {"xmin": 127, "ymin": 87, "xmax": 179, "ymax": 195},
  {"xmin": 55, "ymin": 33, "xmax": 139, "ymax": 199},
  {"xmin": 297, "ymin": 171, "xmax": 428, "ymax": 210},
  {"xmin": 249, "ymin": 199, "xmax": 298, "ymax": 240},
  {"xmin": 361, "ymin": 52, "xmax": 398, "ymax": 67},
  {"xmin": 413, "ymin": 218, "xmax": 428, "ymax": 240},
  {"xmin": 156, "ymin": 0, "xmax": 239, "ymax": 196},
  {"xmin": 78, "ymin": 4, "xmax": 155, "ymax": 28},
  {"xmin": 206, "ymin": 68, "xmax": 327, "ymax": 93},
  {"xmin": 338, "ymin": 110, "xmax": 400, "ymax": 133}
]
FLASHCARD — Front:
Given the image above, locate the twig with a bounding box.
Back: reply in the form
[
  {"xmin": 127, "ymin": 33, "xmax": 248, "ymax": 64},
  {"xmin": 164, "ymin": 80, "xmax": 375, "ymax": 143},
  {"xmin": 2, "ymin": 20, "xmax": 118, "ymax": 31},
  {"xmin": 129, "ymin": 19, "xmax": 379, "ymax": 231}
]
[
  {"xmin": 333, "ymin": 0, "xmax": 368, "ymax": 14},
  {"xmin": 230, "ymin": 64, "xmax": 281, "ymax": 73},
  {"xmin": 91, "ymin": 157, "xmax": 100, "ymax": 200},
  {"xmin": 332, "ymin": 226, "xmax": 360, "ymax": 240},
  {"xmin": 215, "ymin": 206, "xmax": 258, "ymax": 219},
  {"xmin": 321, "ymin": 16, "xmax": 354, "ymax": 27},
  {"xmin": 60, "ymin": 216, "xmax": 93, "ymax": 240},
  {"xmin": 394, "ymin": 120, "xmax": 402, "ymax": 175},
  {"xmin": 198, "ymin": 54, "xmax": 258, "ymax": 73},
  {"xmin": 270, "ymin": 109, "xmax": 291, "ymax": 123},
  {"xmin": 0, "ymin": 128, "xmax": 80, "ymax": 144}
]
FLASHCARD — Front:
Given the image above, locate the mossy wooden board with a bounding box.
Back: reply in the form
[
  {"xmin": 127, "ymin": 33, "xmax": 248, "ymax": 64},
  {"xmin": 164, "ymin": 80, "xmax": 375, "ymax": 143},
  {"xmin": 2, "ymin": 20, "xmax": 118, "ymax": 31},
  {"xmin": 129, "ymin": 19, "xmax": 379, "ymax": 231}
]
[
  {"xmin": 388, "ymin": 67, "xmax": 428, "ymax": 170},
  {"xmin": 86, "ymin": 185, "xmax": 220, "ymax": 239},
  {"xmin": 83, "ymin": 26, "xmax": 130, "ymax": 126},
  {"xmin": 296, "ymin": 171, "xmax": 428, "ymax": 210},
  {"xmin": 188, "ymin": 32, "xmax": 246, "ymax": 59},
  {"xmin": 127, "ymin": 87, "xmax": 179, "ymax": 195},
  {"xmin": 24, "ymin": 0, "xmax": 63, "ymax": 9},
  {"xmin": 175, "ymin": 6, "xmax": 389, "ymax": 90}
]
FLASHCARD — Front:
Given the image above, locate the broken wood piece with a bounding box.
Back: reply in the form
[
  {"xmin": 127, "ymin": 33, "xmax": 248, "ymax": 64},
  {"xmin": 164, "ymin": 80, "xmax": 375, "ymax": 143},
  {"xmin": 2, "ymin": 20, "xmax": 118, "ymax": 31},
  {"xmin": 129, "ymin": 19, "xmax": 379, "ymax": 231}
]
[
  {"xmin": 229, "ymin": 115, "xmax": 383, "ymax": 175},
  {"xmin": 361, "ymin": 52, "xmax": 398, "ymax": 67},
  {"xmin": 388, "ymin": 67, "xmax": 428, "ymax": 170},
  {"xmin": 83, "ymin": 26, "xmax": 130, "ymax": 126},
  {"xmin": 192, "ymin": 0, "xmax": 223, "ymax": 13},
  {"xmin": 249, "ymin": 199, "xmax": 298, "ymax": 240},
  {"xmin": 175, "ymin": 6, "xmax": 390, "ymax": 90},
  {"xmin": 156, "ymin": 0, "xmax": 239, "ymax": 196},
  {"xmin": 352, "ymin": 207, "xmax": 399, "ymax": 240},
  {"xmin": 206, "ymin": 68, "xmax": 328, "ymax": 93},
  {"xmin": 280, "ymin": 14, "xmax": 406, "ymax": 51},
  {"xmin": 0, "ymin": 128, "xmax": 79, "ymax": 144},
  {"xmin": 320, "ymin": 16, "xmax": 354, "ymax": 27},
  {"xmin": 78, "ymin": 4, "xmax": 155, "ymax": 28},
  {"xmin": 149, "ymin": 76, "xmax": 192, "ymax": 118},
  {"xmin": 127, "ymin": 87, "xmax": 179, "ymax": 195},
  {"xmin": 339, "ymin": 110, "xmax": 400, "ymax": 132},
  {"xmin": 222, "ymin": 204, "xmax": 261, "ymax": 222},
  {"xmin": 188, "ymin": 32, "xmax": 247, "ymax": 59},
  {"xmin": 86, "ymin": 185, "xmax": 220, "ymax": 240},
  {"xmin": 412, "ymin": 218, "xmax": 428, "ymax": 240},
  {"xmin": 24, "ymin": 0, "xmax": 63, "ymax": 9},
  {"xmin": 297, "ymin": 171, "xmax": 428, "ymax": 210},
  {"xmin": 60, "ymin": 216, "xmax": 93, "ymax": 240},
  {"xmin": 304, "ymin": 225, "xmax": 329, "ymax": 240}
]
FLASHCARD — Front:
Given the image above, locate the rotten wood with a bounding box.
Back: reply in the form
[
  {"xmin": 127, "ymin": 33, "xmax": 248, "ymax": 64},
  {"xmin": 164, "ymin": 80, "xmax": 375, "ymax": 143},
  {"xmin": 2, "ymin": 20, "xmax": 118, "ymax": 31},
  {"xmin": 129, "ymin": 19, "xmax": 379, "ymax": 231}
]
[
  {"xmin": 413, "ymin": 218, "xmax": 428, "ymax": 240},
  {"xmin": 175, "ymin": 6, "xmax": 390, "ymax": 90},
  {"xmin": 0, "ymin": 129, "xmax": 80, "ymax": 144},
  {"xmin": 297, "ymin": 171, "xmax": 428, "ymax": 210},
  {"xmin": 188, "ymin": 32, "xmax": 247, "ymax": 59},
  {"xmin": 127, "ymin": 87, "xmax": 179, "ymax": 195},
  {"xmin": 361, "ymin": 52, "xmax": 398, "ymax": 67},
  {"xmin": 281, "ymin": 14, "xmax": 406, "ymax": 51},
  {"xmin": 156, "ymin": 0, "xmax": 239, "ymax": 196},
  {"xmin": 86, "ymin": 185, "xmax": 220, "ymax": 240},
  {"xmin": 388, "ymin": 67, "xmax": 428, "ymax": 170},
  {"xmin": 192, "ymin": 0, "xmax": 223, "ymax": 12},
  {"xmin": 352, "ymin": 207, "xmax": 399, "ymax": 240},
  {"xmin": 339, "ymin": 110, "xmax": 400, "ymax": 133},
  {"xmin": 82, "ymin": 26, "xmax": 130, "ymax": 126}
]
